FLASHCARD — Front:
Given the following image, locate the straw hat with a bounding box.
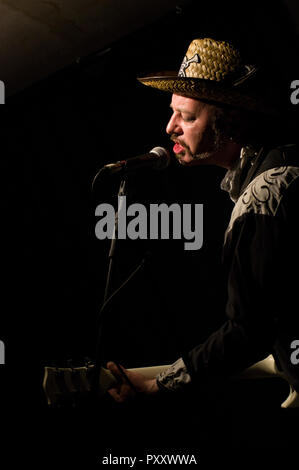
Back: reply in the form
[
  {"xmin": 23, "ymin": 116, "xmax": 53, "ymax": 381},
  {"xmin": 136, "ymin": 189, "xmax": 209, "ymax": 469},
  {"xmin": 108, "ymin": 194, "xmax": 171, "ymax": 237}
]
[{"xmin": 138, "ymin": 38, "xmax": 274, "ymax": 114}]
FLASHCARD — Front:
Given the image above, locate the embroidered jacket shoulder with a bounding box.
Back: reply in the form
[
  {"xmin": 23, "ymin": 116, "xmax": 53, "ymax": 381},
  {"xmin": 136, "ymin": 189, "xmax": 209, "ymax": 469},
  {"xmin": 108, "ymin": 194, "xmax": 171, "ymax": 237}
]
[{"xmin": 225, "ymin": 165, "xmax": 299, "ymax": 240}]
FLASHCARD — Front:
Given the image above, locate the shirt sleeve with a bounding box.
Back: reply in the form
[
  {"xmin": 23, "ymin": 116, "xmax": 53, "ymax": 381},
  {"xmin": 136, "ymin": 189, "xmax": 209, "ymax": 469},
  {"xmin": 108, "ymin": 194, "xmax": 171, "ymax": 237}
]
[
  {"xmin": 156, "ymin": 357, "xmax": 192, "ymax": 391},
  {"xmin": 157, "ymin": 177, "xmax": 299, "ymax": 389}
]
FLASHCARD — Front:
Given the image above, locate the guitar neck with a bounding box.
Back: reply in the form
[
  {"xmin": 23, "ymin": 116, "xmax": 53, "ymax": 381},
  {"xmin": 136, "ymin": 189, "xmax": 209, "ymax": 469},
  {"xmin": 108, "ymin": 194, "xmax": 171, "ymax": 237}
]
[{"xmin": 43, "ymin": 355, "xmax": 299, "ymax": 408}]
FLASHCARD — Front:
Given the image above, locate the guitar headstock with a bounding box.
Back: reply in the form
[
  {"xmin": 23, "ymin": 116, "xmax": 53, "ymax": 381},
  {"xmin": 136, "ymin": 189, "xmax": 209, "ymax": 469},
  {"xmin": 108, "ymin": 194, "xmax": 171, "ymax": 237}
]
[{"xmin": 43, "ymin": 361, "xmax": 118, "ymax": 407}]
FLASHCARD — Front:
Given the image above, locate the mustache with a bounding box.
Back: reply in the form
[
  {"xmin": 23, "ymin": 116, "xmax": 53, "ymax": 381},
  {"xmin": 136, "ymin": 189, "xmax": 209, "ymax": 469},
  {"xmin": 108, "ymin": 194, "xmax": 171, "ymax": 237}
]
[{"xmin": 170, "ymin": 134, "xmax": 188, "ymax": 149}]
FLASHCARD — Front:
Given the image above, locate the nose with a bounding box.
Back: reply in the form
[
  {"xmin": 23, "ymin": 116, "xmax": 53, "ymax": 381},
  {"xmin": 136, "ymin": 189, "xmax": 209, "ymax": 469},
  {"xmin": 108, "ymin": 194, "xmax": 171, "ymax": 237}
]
[{"xmin": 166, "ymin": 112, "xmax": 182, "ymax": 135}]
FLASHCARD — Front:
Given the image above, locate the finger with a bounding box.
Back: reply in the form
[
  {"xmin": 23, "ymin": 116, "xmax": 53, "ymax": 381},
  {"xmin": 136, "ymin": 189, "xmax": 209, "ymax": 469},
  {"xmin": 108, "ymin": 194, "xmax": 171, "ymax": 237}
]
[
  {"xmin": 106, "ymin": 362, "xmax": 138, "ymax": 399},
  {"xmin": 107, "ymin": 384, "xmax": 134, "ymax": 403},
  {"xmin": 107, "ymin": 362, "xmax": 130, "ymax": 387},
  {"xmin": 107, "ymin": 387, "xmax": 125, "ymax": 403},
  {"xmin": 107, "ymin": 361, "xmax": 124, "ymax": 380}
]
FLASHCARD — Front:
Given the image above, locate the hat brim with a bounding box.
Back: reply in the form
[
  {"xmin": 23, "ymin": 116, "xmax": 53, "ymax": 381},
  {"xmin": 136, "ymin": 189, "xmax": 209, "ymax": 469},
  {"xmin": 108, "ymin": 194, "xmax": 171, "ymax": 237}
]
[{"xmin": 138, "ymin": 74, "xmax": 276, "ymax": 115}]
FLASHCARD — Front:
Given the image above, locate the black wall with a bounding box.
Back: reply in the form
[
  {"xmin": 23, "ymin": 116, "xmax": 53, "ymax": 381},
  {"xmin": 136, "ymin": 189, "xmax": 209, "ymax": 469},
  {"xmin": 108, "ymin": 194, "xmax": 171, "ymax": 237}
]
[{"xmin": 1, "ymin": 0, "xmax": 299, "ymax": 466}]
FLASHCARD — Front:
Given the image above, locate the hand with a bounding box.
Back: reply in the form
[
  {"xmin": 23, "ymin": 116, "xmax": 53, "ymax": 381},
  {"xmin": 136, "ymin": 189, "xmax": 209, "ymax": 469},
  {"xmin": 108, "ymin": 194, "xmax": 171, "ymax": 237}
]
[{"xmin": 106, "ymin": 361, "xmax": 159, "ymax": 403}]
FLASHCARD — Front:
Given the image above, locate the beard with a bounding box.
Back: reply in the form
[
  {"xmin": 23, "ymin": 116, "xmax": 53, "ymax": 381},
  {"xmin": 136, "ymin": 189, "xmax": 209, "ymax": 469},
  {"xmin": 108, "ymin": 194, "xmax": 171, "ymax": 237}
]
[
  {"xmin": 193, "ymin": 126, "xmax": 228, "ymax": 160},
  {"xmin": 171, "ymin": 112, "xmax": 229, "ymax": 164}
]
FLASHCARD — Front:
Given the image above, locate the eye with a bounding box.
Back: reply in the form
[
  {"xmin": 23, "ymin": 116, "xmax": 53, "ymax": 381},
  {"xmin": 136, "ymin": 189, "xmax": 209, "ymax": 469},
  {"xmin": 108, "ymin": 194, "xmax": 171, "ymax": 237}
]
[{"xmin": 182, "ymin": 115, "xmax": 195, "ymax": 122}]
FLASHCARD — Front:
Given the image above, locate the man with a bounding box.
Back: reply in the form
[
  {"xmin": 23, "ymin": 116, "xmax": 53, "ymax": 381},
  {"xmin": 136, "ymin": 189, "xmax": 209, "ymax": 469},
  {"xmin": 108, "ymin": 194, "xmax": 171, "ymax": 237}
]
[{"xmin": 106, "ymin": 38, "xmax": 299, "ymax": 404}]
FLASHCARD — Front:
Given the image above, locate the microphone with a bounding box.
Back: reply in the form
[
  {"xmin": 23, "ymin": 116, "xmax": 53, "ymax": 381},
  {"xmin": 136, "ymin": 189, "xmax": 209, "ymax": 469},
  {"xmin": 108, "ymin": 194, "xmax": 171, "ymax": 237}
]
[{"xmin": 101, "ymin": 147, "xmax": 171, "ymax": 174}]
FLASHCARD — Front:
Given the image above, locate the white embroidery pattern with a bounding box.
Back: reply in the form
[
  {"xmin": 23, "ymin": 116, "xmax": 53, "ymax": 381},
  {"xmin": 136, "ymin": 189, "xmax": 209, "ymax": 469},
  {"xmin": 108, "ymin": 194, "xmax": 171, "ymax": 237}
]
[
  {"xmin": 178, "ymin": 53, "xmax": 201, "ymax": 77},
  {"xmin": 225, "ymin": 166, "xmax": 299, "ymax": 239},
  {"xmin": 157, "ymin": 357, "xmax": 191, "ymax": 391}
]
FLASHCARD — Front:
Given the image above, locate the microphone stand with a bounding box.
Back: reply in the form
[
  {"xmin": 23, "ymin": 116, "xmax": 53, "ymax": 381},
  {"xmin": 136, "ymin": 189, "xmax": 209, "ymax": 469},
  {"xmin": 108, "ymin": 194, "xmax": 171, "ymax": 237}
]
[
  {"xmin": 93, "ymin": 174, "xmax": 127, "ymax": 392},
  {"xmin": 92, "ymin": 167, "xmax": 151, "ymax": 398},
  {"xmin": 103, "ymin": 177, "xmax": 126, "ymax": 304}
]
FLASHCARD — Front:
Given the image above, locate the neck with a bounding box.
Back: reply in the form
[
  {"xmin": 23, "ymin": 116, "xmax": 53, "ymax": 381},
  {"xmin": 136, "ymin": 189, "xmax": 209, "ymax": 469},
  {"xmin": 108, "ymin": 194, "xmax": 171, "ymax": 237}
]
[{"xmin": 213, "ymin": 142, "xmax": 242, "ymax": 170}]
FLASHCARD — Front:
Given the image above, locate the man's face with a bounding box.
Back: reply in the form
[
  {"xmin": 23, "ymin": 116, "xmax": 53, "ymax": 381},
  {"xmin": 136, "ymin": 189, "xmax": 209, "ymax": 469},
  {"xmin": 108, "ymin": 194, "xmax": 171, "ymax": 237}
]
[{"xmin": 166, "ymin": 94, "xmax": 226, "ymax": 165}]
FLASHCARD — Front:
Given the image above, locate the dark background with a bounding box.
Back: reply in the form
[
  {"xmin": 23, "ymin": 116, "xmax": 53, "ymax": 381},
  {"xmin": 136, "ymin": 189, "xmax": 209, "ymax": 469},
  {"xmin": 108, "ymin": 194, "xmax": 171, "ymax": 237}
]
[{"xmin": 1, "ymin": 0, "xmax": 299, "ymax": 467}]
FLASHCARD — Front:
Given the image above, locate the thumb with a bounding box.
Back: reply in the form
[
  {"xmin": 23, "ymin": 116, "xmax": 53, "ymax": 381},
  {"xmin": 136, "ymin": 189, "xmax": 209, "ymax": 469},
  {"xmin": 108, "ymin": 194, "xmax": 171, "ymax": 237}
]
[{"xmin": 106, "ymin": 361, "xmax": 127, "ymax": 383}]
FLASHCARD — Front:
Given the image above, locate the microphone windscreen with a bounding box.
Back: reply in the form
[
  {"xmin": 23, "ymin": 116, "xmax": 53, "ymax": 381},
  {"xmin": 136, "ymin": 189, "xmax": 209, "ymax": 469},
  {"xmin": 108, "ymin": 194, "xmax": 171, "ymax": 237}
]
[{"xmin": 150, "ymin": 147, "xmax": 171, "ymax": 170}]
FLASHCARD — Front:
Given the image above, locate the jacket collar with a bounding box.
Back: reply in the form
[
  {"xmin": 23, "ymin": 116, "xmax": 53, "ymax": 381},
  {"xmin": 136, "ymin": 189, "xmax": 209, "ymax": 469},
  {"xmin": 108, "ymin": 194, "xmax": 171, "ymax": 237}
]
[{"xmin": 221, "ymin": 145, "xmax": 261, "ymax": 202}]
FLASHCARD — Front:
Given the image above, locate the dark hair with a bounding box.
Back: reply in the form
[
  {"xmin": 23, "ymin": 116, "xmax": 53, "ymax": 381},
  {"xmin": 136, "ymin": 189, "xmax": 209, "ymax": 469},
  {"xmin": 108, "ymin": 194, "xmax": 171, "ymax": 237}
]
[{"xmin": 209, "ymin": 103, "xmax": 296, "ymax": 149}]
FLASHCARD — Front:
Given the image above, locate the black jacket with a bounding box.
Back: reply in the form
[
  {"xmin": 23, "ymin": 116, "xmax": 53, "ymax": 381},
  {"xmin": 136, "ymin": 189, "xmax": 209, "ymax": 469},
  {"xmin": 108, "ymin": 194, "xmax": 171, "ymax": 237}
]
[{"xmin": 181, "ymin": 144, "xmax": 299, "ymax": 392}]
